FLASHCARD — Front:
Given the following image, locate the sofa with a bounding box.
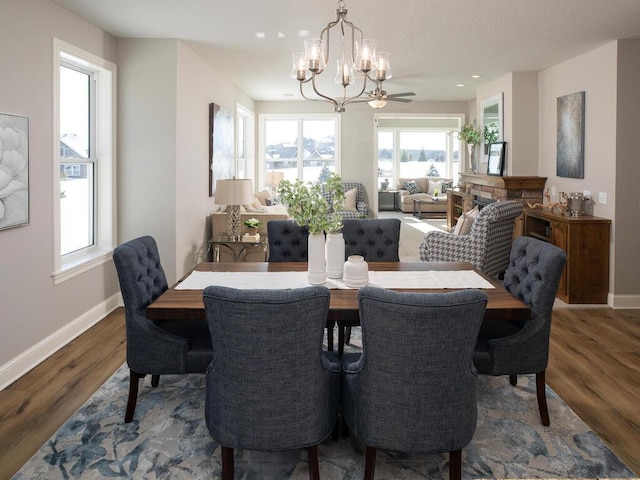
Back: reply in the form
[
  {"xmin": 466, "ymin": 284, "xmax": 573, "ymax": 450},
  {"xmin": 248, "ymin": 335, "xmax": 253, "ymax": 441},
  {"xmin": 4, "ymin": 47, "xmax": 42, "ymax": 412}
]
[{"xmin": 397, "ymin": 177, "xmax": 453, "ymax": 214}]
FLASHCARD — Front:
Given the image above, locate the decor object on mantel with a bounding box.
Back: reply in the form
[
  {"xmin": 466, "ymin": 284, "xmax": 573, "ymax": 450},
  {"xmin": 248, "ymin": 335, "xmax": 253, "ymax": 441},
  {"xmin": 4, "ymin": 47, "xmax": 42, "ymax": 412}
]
[
  {"xmin": 215, "ymin": 178, "xmax": 254, "ymax": 239},
  {"xmin": 277, "ymin": 172, "xmax": 345, "ymax": 284},
  {"xmin": 458, "ymin": 123, "xmax": 481, "ymax": 173},
  {"xmin": 527, "ymin": 188, "xmax": 568, "ymax": 215},
  {"xmin": 291, "ymin": 0, "xmax": 414, "ymax": 112}
]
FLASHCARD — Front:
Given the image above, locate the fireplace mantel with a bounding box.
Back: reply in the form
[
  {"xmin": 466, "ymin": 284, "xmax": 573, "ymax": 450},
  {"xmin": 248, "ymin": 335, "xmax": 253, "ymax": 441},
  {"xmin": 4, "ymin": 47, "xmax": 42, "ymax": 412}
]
[{"xmin": 457, "ymin": 174, "xmax": 547, "ymax": 210}]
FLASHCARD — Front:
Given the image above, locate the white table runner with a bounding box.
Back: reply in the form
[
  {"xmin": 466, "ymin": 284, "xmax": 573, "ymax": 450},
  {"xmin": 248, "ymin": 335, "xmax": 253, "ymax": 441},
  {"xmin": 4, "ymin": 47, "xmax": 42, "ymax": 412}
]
[{"xmin": 175, "ymin": 270, "xmax": 494, "ymax": 290}]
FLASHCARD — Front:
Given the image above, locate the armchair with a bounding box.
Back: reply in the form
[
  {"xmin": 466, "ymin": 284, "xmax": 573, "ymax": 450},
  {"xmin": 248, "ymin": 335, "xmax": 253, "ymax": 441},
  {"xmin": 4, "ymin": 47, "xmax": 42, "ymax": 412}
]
[
  {"xmin": 419, "ymin": 200, "xmax": 523, "ymax": 278},
  {"xmin": 322, "ymin": 181, "xmax": 368, "ymax": 219}
]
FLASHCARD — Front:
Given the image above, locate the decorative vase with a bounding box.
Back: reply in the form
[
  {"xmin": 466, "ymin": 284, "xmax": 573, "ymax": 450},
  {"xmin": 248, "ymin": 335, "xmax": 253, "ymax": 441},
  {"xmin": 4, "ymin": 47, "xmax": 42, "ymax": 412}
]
[
  {"xmin": 307, "ymin": 232, "xmax": 326, "ymax": 285},
  {"xmin": 326, "ymin": 232, "xmax": 345, "ymax": 279},
  {"xmin": 467, "ymin": 143, "xmax": 476, "ymax": 173},
  {"xmin": 246, "ymin": 226, "xmax": 258, "ymax": 236},
  {"xmin": 343, "ymin": 255, "xmax": 369, "ymax": 288}
]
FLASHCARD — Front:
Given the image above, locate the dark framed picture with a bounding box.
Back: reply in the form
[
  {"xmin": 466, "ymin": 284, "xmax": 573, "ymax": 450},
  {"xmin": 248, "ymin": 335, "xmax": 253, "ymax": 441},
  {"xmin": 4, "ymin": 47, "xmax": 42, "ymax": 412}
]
[
  {"xmin": 487, "ymin": 142, "xmax": 506, "ymax": 176},
  {"xmin": 557, "ymin": 91, "xmax": 585, "ymax": 179}
]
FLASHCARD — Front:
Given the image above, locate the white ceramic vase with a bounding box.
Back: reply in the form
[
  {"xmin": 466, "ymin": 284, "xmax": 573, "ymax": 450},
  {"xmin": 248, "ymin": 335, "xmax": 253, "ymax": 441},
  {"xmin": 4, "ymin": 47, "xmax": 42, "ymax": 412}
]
[
  {"xmin": 343, "ymin": 255, "xmax": 369, "ymax": 288},
  {"xmin": 326, "ymin": 232, "xmax": 345, "ymax": 279},
  {"xmin": 307, "ymin": 232, "xmax": 326, "ymax": 285}
]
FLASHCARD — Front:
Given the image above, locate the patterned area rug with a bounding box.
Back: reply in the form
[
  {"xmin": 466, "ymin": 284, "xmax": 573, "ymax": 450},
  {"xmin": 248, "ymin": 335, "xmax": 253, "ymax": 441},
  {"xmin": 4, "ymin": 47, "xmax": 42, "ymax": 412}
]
[{"xmin": 14, "ymin": 329, "xmax": 636, "ymax": 479}]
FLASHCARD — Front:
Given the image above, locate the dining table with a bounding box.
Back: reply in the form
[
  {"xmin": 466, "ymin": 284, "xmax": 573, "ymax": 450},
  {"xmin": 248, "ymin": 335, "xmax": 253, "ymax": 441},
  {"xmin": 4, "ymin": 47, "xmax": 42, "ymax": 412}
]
[{"xmin": 147, "ymin": 261, "xmax": 530, "ymax": 355}]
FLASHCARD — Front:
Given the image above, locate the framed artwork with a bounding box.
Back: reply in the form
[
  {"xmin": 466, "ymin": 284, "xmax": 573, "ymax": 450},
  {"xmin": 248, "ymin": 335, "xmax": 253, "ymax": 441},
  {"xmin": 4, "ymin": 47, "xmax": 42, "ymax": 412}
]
[
  {"xmin": 209, "ymin": 103, "xmax": 234, "ymax": 196},
  {"xmin": 487, "ymin": 142, "xmax": 506, "ymax": 176},
  {"xmin": 0, "ymin": 112, "xmax": 29, "ymax": 230},
  {"xmin": 557, "ymin": 91, "xmax": 585, "ymax": 179}
]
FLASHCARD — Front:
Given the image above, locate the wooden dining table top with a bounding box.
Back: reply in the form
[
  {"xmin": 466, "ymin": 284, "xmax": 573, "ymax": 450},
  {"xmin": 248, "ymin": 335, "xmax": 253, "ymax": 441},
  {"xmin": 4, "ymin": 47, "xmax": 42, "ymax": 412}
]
[{"xmin": 146, "ymin": 261, "xmax": 530, "ymax": 324}]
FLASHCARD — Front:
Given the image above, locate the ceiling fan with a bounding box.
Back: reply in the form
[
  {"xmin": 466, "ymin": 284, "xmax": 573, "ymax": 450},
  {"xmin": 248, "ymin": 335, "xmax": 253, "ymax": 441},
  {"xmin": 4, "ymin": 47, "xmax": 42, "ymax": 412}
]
[{"xmin": 367, "ymin": 86, "xmax": 416, "ymax": 108}]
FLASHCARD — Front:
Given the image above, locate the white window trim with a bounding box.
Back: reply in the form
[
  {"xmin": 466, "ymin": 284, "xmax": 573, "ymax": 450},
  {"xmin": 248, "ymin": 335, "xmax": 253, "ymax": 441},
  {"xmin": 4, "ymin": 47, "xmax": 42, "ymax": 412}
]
[
  {"xmin": 52, "ymin": 38, "xmax": 117, "ymax": 285},
  {"xmin": 258, "ymin": 113, "xmax": 341, "ymax": 188},
  {"xmin": 236, "ymin": 103, "xmax": 255, "ymax": 181}
]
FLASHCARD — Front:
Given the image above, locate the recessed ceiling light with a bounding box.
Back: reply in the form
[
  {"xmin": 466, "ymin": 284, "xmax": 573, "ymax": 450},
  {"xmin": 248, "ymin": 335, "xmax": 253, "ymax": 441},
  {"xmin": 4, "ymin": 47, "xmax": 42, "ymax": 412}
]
[
  {"xmin": 471, "ymin": 74, "xmax": 481, "ymax": 79},
  {"xmin": 277, "ymin": 31, "xmax": 285, "ymax": 39},
  {"xmin": 456, "ymin": 84, "xmax": 465, "ymax": 87},
  {"xmin": 255, "ymin": 32, "xmax": 265, "ymax": 39},
  {"xmin": 298, "ymin": 30, "xmax": 309, "ymax": 37}
]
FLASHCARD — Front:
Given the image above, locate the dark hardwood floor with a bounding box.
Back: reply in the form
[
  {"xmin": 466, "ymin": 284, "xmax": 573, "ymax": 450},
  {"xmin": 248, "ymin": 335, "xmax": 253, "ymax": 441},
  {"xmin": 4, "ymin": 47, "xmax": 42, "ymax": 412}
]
[{"xmin": 0, "ymin": 306, "xmax": 638, "ymax": 478}]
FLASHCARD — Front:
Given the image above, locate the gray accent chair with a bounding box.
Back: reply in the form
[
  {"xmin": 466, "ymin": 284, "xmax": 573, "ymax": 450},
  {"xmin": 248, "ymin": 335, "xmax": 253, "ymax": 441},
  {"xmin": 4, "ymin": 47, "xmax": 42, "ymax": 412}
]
[
  {"xmin": 203, "ymin": 285, "xmax": 340, "ymax": 480},
  {"xmin": 267, "ymin": 220, "xmax": 309, "ymax": 262},
  {"xmin": 474, "ymin": 235, "xmax": 567, "ymax": 426},
  {"xmin": 419, "ymin": 200, "xmax": 524, "ymax": 278},
  {"xmin": 112, "ymin": 235, "xmax": 212, "ymax": 423},
  {"xmin": 322, "ymin": 181, "xmax": 368, "ymax": 219},
  {"xmin": 341, "ymin": 218, "xmax": 401, "ymax": 345},
  {"xmin": 342, "ymin": 287, "xmax": 488, "ymax": 480},
  {"xmin": 342, "ymin": 218, "xmax": 401, "ymax": 261}
]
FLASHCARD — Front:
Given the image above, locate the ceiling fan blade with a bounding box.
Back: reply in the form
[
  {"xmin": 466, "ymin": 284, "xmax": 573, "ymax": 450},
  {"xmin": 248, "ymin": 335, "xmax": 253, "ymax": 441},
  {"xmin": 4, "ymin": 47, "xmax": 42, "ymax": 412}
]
[
  {"xmin": 387, "ymin": 97, "xmax": 413, "ymax": 103},
  {"xmin": 386, "ymin": 92, "xmax": 416, "ymax": 98}
]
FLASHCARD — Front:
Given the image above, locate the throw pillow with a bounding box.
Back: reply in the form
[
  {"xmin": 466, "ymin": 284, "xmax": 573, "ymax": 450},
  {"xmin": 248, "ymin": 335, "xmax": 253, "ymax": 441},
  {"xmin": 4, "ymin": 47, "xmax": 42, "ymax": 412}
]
[
  {"xmin": 404, "ymin": 181, "xmax": 421, "ymax": 194},
  {"xmin": 345, "ymin": 188, "xmax": 358, "ymax": 211},
  {"xmin": 455, "ymin": 206, "xmax": 480, "ymax": 235},
  {"xmin": 428, "ymin": 179, "xmax": 443, "ymax": 195},
  {"xmin": 254, "ymin": 189, "xmax": 272, "ymax": 206},
  {"xmin": 441, "ymin": 181, "xmax": 453, "ymax": 193}
]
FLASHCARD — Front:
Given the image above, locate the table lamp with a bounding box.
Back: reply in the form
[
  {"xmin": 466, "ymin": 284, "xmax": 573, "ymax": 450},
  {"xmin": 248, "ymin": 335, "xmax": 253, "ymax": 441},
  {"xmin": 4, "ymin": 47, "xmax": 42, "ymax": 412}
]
[
  {"xmin": 214, "ymin": 178, "xmax": 254, "ymax": 239},
  {"xmin": 265, "ymin": 171, "xmax": 284, "ymax": 193}
]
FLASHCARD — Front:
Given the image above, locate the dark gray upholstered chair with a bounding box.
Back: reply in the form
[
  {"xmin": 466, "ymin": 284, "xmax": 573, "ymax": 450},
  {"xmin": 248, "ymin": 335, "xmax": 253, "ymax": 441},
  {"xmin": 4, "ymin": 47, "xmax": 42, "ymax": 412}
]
[
  {"xmin": 419, "ymin": 200, "xmax": 524, "ymax": 278},
  {"xmin": 267, "ymin": 220, "xmax": 309, "ymax": 262},
  {"xmin": 474, "ymin": 235, "xmax": 566, "ymax": 426},
  {"xmin": 342, "ymin": 287, "xmax": 488, "ymax": 480},
  {"xmin": 112, "ymin": 236, "xmax": 212, "ymax": 423},
  {"xmin": 203, "ymin": 285, "xmax": 340, "ymax": 479},
  {"xmin": 341, "ymin": 218, "xmax": 401, "ymax": 344},
  {"xmin": 342, "ymin": 218, "xmax": 401, "ymax": 261}
]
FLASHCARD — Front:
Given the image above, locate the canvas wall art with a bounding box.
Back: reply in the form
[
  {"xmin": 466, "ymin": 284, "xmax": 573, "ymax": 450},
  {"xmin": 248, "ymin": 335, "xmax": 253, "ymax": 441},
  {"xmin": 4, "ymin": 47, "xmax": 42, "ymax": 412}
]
[
  {"xmin": 0, "ymin": 112, "xmax": 29, "ymax": 230},
  {"xmin": 209, "ymin": 103, "xmax": 234, "ymax": 197},
  {"xmin": 557, "ymin": 91, "xmax": 585, "ymax": 179}
]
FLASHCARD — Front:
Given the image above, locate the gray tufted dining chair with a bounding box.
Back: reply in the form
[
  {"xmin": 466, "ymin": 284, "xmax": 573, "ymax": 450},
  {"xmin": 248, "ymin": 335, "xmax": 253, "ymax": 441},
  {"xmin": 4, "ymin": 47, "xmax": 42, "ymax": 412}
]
[
  {"xmin": 112, "ymin": 235, "xmax": 212, "ymax": 423},
  {"xmin": 342, "ymin": 218, "xmax": 401, "ymax": 261},
  {"xmin": 203, "ymin": 285, "xmax": 340, "ymax": 479},
  {"xmin": 342, "ymin": 287, "xmax": 488, "ymax": 480},
  {"xmin": 267, "ymin": 220, "xmax": 309, "ymax": 262},
  {"xmin": 474, "ymin": 235, "xmax": 566, "ymax": 426}
]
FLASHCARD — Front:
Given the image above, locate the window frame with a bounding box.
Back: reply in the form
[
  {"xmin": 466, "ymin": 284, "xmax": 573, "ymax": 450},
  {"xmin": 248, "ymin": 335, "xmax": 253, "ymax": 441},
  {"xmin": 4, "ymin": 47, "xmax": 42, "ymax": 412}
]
[
  {"xmin": 258, "ymin": 113, "xmax": 341, "ymax": 188},
  {"xmin": 52, "ymin": 38, "xmax": 117, "ymax": 284}
]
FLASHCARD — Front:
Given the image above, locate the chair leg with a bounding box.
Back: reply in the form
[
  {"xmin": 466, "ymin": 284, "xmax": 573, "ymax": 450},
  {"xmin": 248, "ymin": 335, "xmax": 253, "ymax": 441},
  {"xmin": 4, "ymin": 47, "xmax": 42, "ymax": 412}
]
[
  {"xmin": 364, "ymin": 445, "xmax": 376, "ymax": 480},
  {"xmin": 151, "ymin": 374, "xmax": 160, "ymax": 387},
  {"xmin": 509, "ymin": 374, "xmax": 517, "ymax": 386},
  {"xmin": 345, "ymin": 326, "xmax": 352, "ymax": 345},
  {"xmin": 449, "ymin": 449, "xmax": 462, "ymax": 480},
  {"xmin": 307, "ymin": 445, "xmax": 320, "ymax": 480},
  {"xmin": 536, "ymin": 370, "xmax": 550, "ymax": 426},
  {"xmin": 326, "ymin": 325, "xmax": 334, "ymax": 352},
  {"xmin": 125, "ymin": 370, "xmax": 141, "ymax": 423},
  {"xmin": 221, "ymin": 446, "xmax": 234, "ymax": 480}
]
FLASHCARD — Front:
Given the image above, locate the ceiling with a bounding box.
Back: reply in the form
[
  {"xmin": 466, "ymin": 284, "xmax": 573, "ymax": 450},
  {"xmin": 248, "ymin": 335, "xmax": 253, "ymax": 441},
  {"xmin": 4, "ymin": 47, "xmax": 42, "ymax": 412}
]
[{"xmin": 51, "ymin": 0, "xmax": 640, "ymax": 102}]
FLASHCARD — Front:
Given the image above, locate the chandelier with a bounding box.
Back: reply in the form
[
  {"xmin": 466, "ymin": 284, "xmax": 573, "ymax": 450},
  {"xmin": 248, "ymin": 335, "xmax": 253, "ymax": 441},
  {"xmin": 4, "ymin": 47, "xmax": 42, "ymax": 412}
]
[{"xmin": 292, "ymin": 0, "xmax": 393, "ymax": 112}]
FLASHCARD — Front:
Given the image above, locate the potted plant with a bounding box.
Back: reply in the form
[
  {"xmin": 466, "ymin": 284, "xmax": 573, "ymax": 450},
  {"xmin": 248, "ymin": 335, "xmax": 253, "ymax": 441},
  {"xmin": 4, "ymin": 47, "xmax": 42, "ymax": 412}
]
[
  {"xmin": 484, "ymin": 122, "xmax": 499, "ymax": 154},
  {"xmin": 243, "ymin": 217, "xmax": 262, "ymax": 235},
  {"xmin": 277, "ymin": 172, "xmax": 345, "ymax": 282},
  {"xmin": 458, "ymin": 123, "xmax": 481, "ymax": 172}
]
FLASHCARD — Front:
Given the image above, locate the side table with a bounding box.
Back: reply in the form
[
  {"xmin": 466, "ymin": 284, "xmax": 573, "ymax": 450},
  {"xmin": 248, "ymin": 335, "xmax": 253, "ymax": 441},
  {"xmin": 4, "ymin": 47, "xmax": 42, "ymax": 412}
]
[
  {"xmin": 378, "ymin": 190, "xmax": 400, "ymax": 211},
  {"xmin": 208, "ymin": 235, "xmax": 268, "ymax": 262}
]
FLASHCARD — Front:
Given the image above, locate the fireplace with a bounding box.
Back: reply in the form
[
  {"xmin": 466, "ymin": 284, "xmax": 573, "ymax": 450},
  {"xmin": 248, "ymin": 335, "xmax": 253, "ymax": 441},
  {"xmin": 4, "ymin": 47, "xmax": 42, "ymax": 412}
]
[{"xmin": 458, "ymin": 174, "xmax": 547, "ymax": 212}]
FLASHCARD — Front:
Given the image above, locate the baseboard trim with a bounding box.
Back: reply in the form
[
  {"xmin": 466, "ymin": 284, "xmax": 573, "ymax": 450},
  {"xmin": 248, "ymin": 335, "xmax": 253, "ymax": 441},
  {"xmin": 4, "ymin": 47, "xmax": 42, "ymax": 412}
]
[
  {"xmin": 0, "ymin": 293, "xmax": 123, "ymax": 391},
  {"xmin": 609, "ymin": 293, "xmax": 640, "ymax": 309}
]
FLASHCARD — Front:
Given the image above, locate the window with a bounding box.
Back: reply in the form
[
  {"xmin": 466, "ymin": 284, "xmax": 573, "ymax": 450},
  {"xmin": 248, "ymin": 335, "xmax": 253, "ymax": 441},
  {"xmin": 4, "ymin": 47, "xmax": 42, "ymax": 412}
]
[
  {"xmin": 376, "ymin": 116, "xmax": 462, "ymax": 190},
  {"xmin": 53, "ymin": 39, "xmax": 116, "ymax": 283},
  {"xmin": 236, "ymin": 104, "xmax": 255, "ymax": 180},
  {"xmin": 259, "ymin": 114, "xmax": 340, "ymax": 189}
]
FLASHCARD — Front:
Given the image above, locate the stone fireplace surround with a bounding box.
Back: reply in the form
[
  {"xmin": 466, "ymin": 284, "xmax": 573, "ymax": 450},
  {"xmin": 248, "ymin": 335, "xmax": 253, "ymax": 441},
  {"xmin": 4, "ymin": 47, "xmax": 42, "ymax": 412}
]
[{"xmin": 458, "ymin": 174, "xmax": 547, "ymax": 212}]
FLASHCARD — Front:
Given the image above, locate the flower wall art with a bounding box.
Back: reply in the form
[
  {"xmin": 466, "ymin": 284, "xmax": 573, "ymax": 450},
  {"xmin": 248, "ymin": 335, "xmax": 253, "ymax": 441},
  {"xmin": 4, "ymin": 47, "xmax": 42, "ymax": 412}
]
[{"xmin": 0, "ymin": 112, "xmax": 29, "ymax": 230}]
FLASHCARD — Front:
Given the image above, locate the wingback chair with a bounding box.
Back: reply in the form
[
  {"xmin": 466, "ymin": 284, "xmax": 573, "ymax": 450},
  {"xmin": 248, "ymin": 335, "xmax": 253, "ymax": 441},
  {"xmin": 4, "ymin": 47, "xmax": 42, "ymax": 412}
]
[
  {"xmin": 112, "ymin": 235, "xmax": 212, "ymax": 423},
  {"xmin": 342, "ymin": 287, "xmax": 488, "ymax": 480},
  {"xmin": 267, "ymin": 220, "xmax": 309, "ymax": 262},
  {"xmin": 322, "ymin": 181, "xmax": 368, "ymax": 219},
  {"xmin": 474, "ymin": 235, "xmax": 566, "ymax": 426},
  {"xmin": 203, "ymin": 285, "xmax": 340, "ymax": 479},
  {"xmin": 419, "ymin": 200, "xmax": 524, "ymax": 278}
]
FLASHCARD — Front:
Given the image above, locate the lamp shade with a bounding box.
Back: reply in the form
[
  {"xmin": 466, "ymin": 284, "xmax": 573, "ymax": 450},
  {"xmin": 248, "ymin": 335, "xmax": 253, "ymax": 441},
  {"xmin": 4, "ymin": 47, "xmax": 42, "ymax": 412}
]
[
  {"xmin": 265, "ymin": 171, "xmax": 285, "ymax": 188},
  {"xmin": 214, "ymin": 179, "xmax": 254, "ymax": 205}
]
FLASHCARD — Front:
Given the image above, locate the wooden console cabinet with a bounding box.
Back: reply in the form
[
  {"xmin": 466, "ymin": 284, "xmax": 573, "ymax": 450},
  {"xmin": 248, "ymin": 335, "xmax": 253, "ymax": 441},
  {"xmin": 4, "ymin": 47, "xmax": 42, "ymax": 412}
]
[{"xmin": 523, "ymin": 209, "xmax": 611, "ymax": 304}]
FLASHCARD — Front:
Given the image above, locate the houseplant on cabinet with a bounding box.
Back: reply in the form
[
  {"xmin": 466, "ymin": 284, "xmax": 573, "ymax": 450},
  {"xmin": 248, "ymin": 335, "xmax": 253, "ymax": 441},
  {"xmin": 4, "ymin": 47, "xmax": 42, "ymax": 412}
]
[
  {"xmin": 458, "ymin": 123, "xmax": 481, "ymax": 173},
  {"xmin": 277, "ymin": 173, "xmax": 345, "ymax": 283}
]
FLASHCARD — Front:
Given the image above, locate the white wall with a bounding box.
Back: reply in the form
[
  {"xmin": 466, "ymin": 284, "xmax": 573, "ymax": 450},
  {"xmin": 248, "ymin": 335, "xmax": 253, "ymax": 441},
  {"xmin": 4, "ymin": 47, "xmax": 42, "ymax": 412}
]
[{"xmin": 0, "ymin": 0, "xmax": 120, "ymax": 386}]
